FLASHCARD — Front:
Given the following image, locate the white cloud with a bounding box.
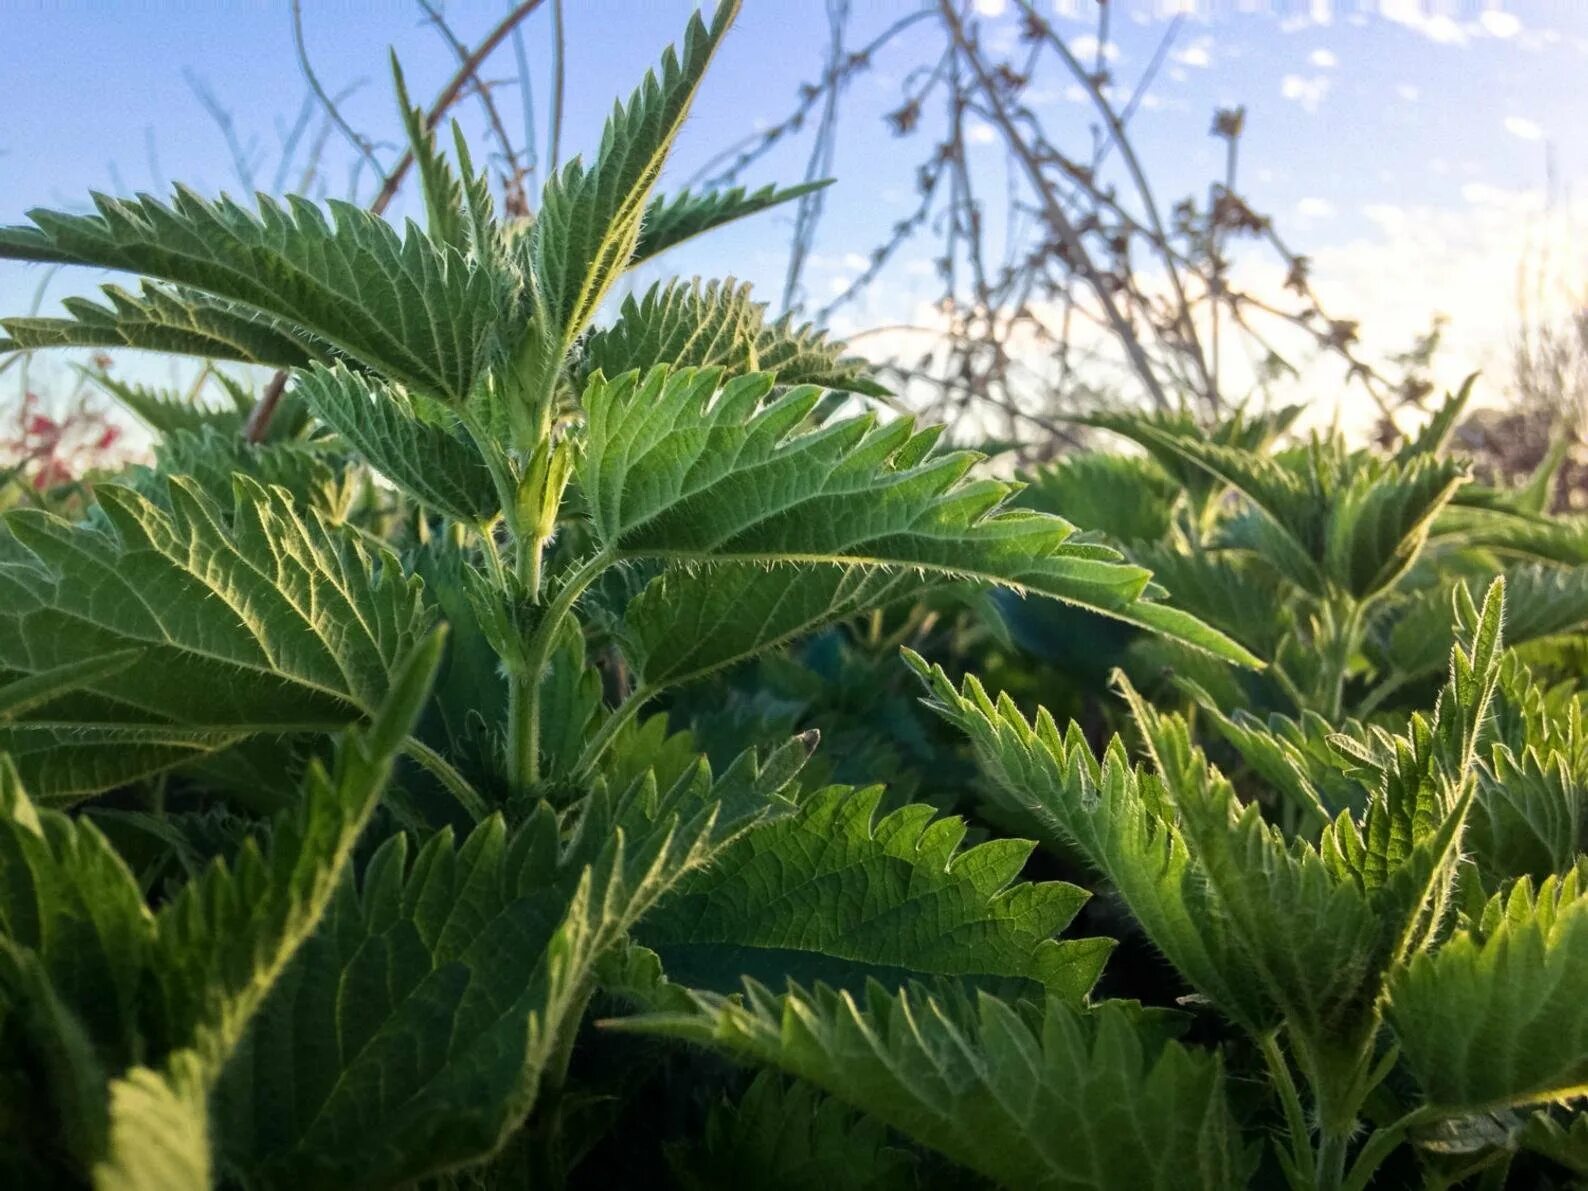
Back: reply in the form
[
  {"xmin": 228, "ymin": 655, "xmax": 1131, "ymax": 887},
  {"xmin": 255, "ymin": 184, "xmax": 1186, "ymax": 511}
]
[
  {"xmin": 1309, "ymin": 48, "xmax": 1338, "ymax": 67},
  {"xmin": 1069, "ymin": 35, "xmax": 1121, "ymax": 62},
  {"xmin": 1396, "ymin": 83, "xmax": 1421, "ymax": 101},
  {"xmin": 1281, "ymin": 73, "xmax": 1332, "ymax": 113},
  {"xmin": 967, "ymin": 122, "xmax": 998, "ymax": 145},
  {"xmin": 1173, "ymin": 38, "xmax": 1212, "ymax": 68},
  {"xmin": 1297, "ymin": 197, "xmax": 1336, "ymax": 219},
  {"xmin": 1479, "ymin": 8, "xmax": 1522, "ymax": 39},
  {"xmin": 1377, "ymin": 0, "xmax": 1468, "ymax": 44},
  {"xmin": 1504, "ymin": 115, "xmax": 1543, "ymax": 141}
]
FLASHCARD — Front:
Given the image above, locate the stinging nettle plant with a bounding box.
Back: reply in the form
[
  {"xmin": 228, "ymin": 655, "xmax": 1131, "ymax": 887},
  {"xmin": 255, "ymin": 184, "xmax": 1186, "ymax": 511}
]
[{"xmin": 2, "ymin": 4, "xmax": 1586, "ymax": 1189}]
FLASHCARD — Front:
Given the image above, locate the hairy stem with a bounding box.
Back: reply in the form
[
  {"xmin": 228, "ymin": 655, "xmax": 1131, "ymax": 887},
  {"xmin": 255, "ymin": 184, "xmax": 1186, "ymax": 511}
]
[
  {"xmin": 508, "ymin": 549, "xmax": 616, "ymax": 791},
  {"xmin": 574, "ymin": 684, "xmax": 655, "ymax": 778},
  {"xmin": 401, "ymin": 736, "xmax": 489, "ymax": 822},
  {"xmin": 1259, "ymin": 1031, "xmax": 1315, "ymax": 1187}
]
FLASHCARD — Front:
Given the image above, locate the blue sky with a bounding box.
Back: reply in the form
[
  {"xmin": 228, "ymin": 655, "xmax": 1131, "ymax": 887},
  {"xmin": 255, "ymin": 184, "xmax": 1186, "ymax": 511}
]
[{"xmin": 3, "ymin": 1, "xmax": 1585, "ymax": 420}]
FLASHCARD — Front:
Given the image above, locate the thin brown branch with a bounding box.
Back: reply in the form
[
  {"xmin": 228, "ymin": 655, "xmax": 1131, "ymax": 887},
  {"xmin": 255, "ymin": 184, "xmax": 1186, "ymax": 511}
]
[
  {"xmin": 370, "ymin": 0, "xmax": 548, "ymax": 216},
  {"xmin": 941, "ymin": 0, "xmax": 1169, "ymax": 411}
]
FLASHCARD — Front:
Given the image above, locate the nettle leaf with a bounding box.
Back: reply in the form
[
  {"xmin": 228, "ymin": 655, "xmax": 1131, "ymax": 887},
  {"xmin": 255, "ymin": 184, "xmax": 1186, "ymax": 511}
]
[
  {"xmin": 1520, "ymin": 1110, "xmax": 1588, "ymax": 1177},
  {"xmin": 1373, "ymin": 563, "xmax": 1588, "ymax": 683},
  {"xmin": 0, "ymin": 476, "xmax": 429, "ymax": 800},
  {"xmin": 753, "ymin": 312, "xmax": 886, "ymax": 397},
  {"xmin": 5, "ymin": 188, "xmax": 507, "ymax": 400},
  {"xmin": 391, "ymin": 56, "xmax": 469, "ymax": 254},
  {"xmin": 910, "ymin": 585, "xmax": 1502, "ymax": 1058},
  {"xmin": 616, "ymin": 983, "xmax": 1249, "ymax": 1191},
  {"xmin": 1079, "ymin": 403, "xmax": 1302, "ymax": 514},
  {"xmin": 664, "ymin": 1071, "xmax": 917, "ymax": 1191},
  {"xmin": 637, "ymin": 784, "xmax": 1111, "ymax": 1000},
  {"xmin": 0, "ymin": 282, "xmax": 327, "ymax": 370},
  {"xmin": 1018, "ymin": 451, "xmax": 1179, "ymax": 544},
  {"xmin": 297, "ymin": 363, "xmax": 499, "ymax": 525},
  {"xmin": 1130, "ymin": 543, "xmax": 1288, "ymax": 660},
  {"xmin": 632, "ymin": 180, "xmax": 830, "ymax": 266},
  {"xmin": 1435, "ymin": 504, "xmax": 1588, "ymax": 565},
  {"xmin": 905, "ymin": 653, "xmax": 1273, "ymax": 1031},
  {"xmin": 1323, "ymin": 454, "xmax": 1467, "ymax": 598},
  {"xmin": 89, "ymin": 372, "xmax": 249, "ymax": 440},
  {"xmin": 619, "ymin": 563, "xmax": 923, "ymax": 691},
  {"xmin": 580, "ymin": 367, "xmax": 1258, "ymax": 666},
  {"xmin": 1179, "ymin": 683, "xmax": 1368, "ymax": 825},
  {"xmin": 215, "ymin": 757, "xmax": 727, "ymax": 1187},
  {"xmin": 1395, "ymin": 378, "xmax": 1473, "ymax": 465},
  {"xmin": 146, "ymin": 426, "xmax": 354, "ymax": 524},
  {"xmin": 582, "ymin": 277, "xmax": 763, "ymax": 379},
  {"xmin": 529, "ymin": 1, "xmax": 739, "ymax": 352},
  {"xmin": 0, "ymin": 756, "xmax": 151, "ymax": 1068},
  {"xmin": 1390, "ymin": 866, "xmax": 1588, "ymax": 1114},
  {"xmin": 1118, "ymin": 424, "xmax": 1466, "ymax": 600},
  {"xmin": 0, "ymin": 638, "xmax": 437, "ymax": 1188}
]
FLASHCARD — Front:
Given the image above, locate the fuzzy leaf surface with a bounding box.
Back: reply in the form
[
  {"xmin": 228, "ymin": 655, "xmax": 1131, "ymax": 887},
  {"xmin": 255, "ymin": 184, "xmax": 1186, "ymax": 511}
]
[
  {"xmin": 0, "ymin": 477, "xmax": 429, "ymax": 799},
  {"xmin": 296, "ymin": 364, "xmax": 499, "ymax": 524},
  {"xmin": 4, "ymin": 189, "xmax": 506, "ymax": 400},
  {"xmin": 580, "ymin": 367, "xmax": 1257, "ymax": 666},
  {"xmin": 638, "ymin": 784, "xmax": 1109, "ymax": 1000},
  {"xmin": 617, "ymin": 982, "xmax": 1249, "ymax": 1191}
]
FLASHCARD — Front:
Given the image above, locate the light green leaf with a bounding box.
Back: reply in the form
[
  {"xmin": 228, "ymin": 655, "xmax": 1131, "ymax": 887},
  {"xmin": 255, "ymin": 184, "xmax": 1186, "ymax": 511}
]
[
  {"xmin": 7, "ymin": 188, "xmax": 507, "ymax": 400},
  {"xmin": 95, "ymin": 1055, "xmax": 211, "ymax": 1191},
  {"xmin": 1018, "ymin": 451, "xmax": 1179, "ymax": 544},
  {"xmin": 638, "ymin": 784, "xmax": 1110, "ymax": 1000},
  {"xmin": 753, "ymin": 311, "xmax": 887, "ymax": 396},
  {"xmin": 146, "ymin": 426, "xmax": 354, "ymax": 523},
  {"xmin": 1391, "ymin": 867, "xmax": 1588, "ymax": 1113},
  {"xmin": 296, "ymin": 363, "xmax": 499, "ymax": 525},
  {"xmin": 1323, "ymin": 454, "xmax": 1467, "ymax": 598},
  {"xmin": 528, "ymin": 2, "xmax": 740, "ymax": 353},
  {"xmin": 904, "ymin": 652, "xmax": 1274, "ymax": 1032},
  {"xmin": 1373, "ymin": 564, "xmax": 1588, "ymax": 683},
  {"xmin": 582, "ymin": 277, "xmax": 763, "ymax": 379},
  {"xmin": 580, "ymin": 367, "xmax": 1258, "ymax": 667},
  {"xmin": 88, "ymin": 372, "xmax": 249, "ymax": 440},
  {"xmin": 632, "ymin": 180, "xmax": 831, "ymax": 266},
  {"xmin": 391, "ymin": 55, "xmax": 468, "ymax": 252},
  {"xmin": 615, "ymin": 982, "xmax": 1249, "ymax": 1191},
  {"xmin": 0, "ymin": 475, "xmax": 430, "ymax": 799},
  {"xmin": 0, "ymin": 755, "xmax": 152, "ymax": 1063}
]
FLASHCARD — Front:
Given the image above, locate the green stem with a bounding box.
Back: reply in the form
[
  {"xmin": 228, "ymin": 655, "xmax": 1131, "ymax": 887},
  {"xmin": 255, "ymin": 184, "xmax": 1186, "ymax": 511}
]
[
  {"xmin": 1320, "ymin": 594, "xmax": 1364, "ymax": 721},
  {"xmin": 574, "ymin": 685, "xmax": 654, "ymax": 778},
  {"xmin": 1355, "ymin": 668, "xmax": 1412, "ymax": 721},
  {"xmin": 507, "ymin": 549, "xmax": 615, "ymax": 791},
  {"xmin": 1340, "ymin": 1106, "xmax": 1434, "ymax": 1191},
  {"xmin": 1259, "ymin": 1031, "xmax": 1315, "ymax": 1189},
  {"xmin": 1315, "ymin": 1131, "xmax": 1350, "ymax": 1191},
  {"xmin": 401, "ymin": 736, "xmax": 489, "ymax": 822}
]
